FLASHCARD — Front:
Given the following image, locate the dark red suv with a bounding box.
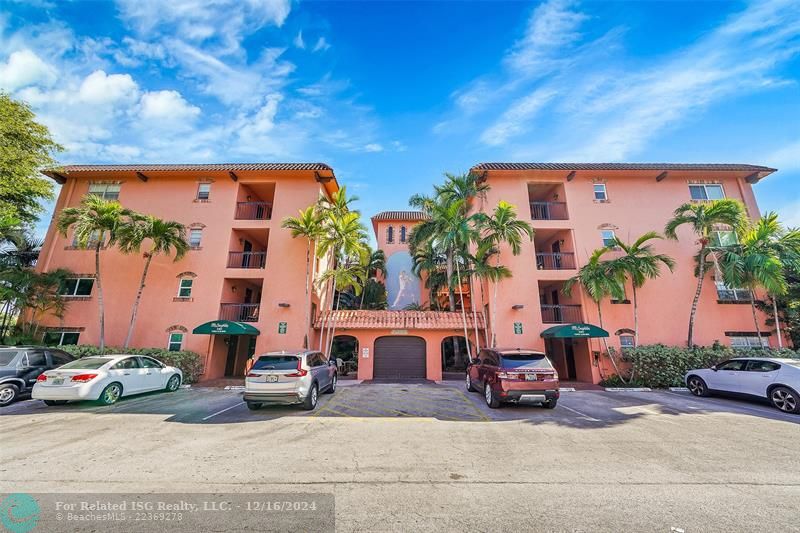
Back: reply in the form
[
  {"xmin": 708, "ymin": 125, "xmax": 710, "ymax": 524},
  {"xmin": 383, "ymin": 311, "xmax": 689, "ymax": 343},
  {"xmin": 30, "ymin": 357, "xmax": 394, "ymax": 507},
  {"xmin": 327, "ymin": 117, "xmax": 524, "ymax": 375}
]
[{"xmin": 466, "ymin": 348, "xmax": 559, "ymax": 408}]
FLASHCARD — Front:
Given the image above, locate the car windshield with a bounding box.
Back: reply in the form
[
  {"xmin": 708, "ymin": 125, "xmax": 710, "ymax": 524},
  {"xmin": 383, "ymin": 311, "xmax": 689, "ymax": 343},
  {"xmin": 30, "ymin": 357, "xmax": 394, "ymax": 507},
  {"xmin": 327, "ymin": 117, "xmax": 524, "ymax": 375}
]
[
  {"xmin": 57, "ymin": 357, "xmax": 112, "ymax": 370},
  {"xmin": 783, "ymin": 360, "xmax": 800, "ymax": 368},
  {"xmin": 500, "ymin": 353, "xmax": 553, "ymax": 369},
  {"xmin": 252, "ymin": 356, "xmax": 299, "ymax": 370},
  {"xmin": 0, "ymin": 350, "xmax": 20, "ymax": 366}
]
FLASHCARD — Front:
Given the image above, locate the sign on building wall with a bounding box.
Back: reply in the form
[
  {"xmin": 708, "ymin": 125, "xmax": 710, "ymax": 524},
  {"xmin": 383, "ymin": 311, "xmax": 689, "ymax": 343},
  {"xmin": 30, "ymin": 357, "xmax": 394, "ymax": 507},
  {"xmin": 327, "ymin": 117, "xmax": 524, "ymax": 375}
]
[
  {"xmin": 514, "ymin": 322, "xmax": 523, "ymax": 335},
  {"xmin": 278, "ymin": 322, "xmax": 287, "ymax": 334},
  {"xmin": 362, "ymin": 347, "xmax": 370, "ymax": 358}
]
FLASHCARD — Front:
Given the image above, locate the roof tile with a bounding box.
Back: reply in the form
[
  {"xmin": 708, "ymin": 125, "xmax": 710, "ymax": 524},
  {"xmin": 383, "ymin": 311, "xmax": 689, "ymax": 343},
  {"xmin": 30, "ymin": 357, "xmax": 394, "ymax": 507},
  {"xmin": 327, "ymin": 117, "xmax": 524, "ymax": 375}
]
[{"xmin": 314, "ymin": 310, "xmax": 483, "ymax": 330}]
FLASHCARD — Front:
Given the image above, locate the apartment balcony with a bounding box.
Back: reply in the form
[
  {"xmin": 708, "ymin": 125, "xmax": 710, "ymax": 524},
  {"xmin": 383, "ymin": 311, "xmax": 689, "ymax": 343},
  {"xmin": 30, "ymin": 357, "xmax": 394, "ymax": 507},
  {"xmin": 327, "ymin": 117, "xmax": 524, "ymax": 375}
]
[
  {"xmin": 541, "ymin": 304, "xmax": 582, "ymax": 324},
  {"xmin": 536, "ymin": 252, "xmax": 576, "ymax": 270},
  {"xmin": 530, "ymin": 201, "xmax": 568, "ymax": 221},
  {"xmin": 219, "ymin": 303, "xmax": 260, "ymax": 322},
  {"xmin": 235, "ymin": 201, "xmax": 273, "ymax": 221},
  {"xmin": 227, "ymin": 251, "xmax": 267, "ymax": 269}
]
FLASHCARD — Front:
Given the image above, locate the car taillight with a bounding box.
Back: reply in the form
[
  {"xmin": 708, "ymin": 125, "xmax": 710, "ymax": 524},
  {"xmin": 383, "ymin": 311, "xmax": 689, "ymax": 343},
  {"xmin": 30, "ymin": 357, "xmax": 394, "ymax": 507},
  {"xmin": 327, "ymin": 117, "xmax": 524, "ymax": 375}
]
[
  {"xmin": 36, "ymin": 374, "xmax": 47, "ymax": 382},
  {"xmin": 70, "ymin": 374, "xmax": 98, "ymax": 383},
  {"xmin": 497, "ymin": 372, "xmax": 523, "ymax": 380},
  {"xmin": 246, "ymin": 372, "xmax": 259, "ymax": 377},
  {"xmin": 285, "ymin": 359, "xmax": 308, "ymax": 377}
]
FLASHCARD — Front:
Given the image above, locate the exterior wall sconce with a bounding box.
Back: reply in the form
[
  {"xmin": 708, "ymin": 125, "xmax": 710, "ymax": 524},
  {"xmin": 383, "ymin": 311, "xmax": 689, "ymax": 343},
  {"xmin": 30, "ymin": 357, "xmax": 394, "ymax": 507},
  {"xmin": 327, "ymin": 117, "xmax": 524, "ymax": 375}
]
[
  {"xmin": 512, "ymin": 304, "xmax": 525, "ymax": 310},
  {"xmin": 278, "ymin": 302, "xmax": 290, "ymax": 308},
  {"xmin": 231, "ymin": 286, "xmax": 237, "ymax": 293}
]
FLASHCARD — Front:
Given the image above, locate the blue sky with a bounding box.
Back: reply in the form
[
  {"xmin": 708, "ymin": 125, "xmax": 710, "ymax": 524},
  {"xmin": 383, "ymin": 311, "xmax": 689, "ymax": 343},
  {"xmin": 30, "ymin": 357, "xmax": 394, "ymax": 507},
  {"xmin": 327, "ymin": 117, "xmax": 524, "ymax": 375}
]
[{"xmin": 1, "ymin": 0, "xmax": 798, "ymax": 233}]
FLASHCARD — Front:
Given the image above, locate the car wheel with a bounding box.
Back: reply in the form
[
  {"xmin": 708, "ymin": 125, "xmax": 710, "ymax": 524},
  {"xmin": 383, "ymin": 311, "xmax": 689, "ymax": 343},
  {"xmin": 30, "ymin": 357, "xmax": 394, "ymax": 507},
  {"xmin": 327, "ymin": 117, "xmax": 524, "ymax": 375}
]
[
  {"xmin": 43, "ymin": 400, "xmax": 68, "ymax": 406},
  {"xmin": 0, "ymin": 384, "xmax": 19, "ymax": 406},
  {"xmin": 325, "ymin": 374, "xmax": 337, "ymax": 394},
  {"xmin": 770, "ymin": 386, "xmax": 799, "ymax": 414},
  {"xmin": 302, "ymin": 383, "xmax": 319, "ymax": 411},
  {"xmin": 98, "ymin": 383, "xmax": 122, "ymax": 405},
  {"xmin": 465, "ymin": 373, "xmax": 476, "ymax": 392},
  {"xmin": 484, "ymin": 382, "xmax": 500, "ymax": 409},
  {"xmin": 687, "ymin": 376, "xmax": 710, "ymax": 397},
  {"xmin": 246, "ymin": 401, "xmax": 262, "ymax": 411},
  {"xmin": 542, "ymin": 399, "xmax": 557, "ymax": 409},
  {"xmin": 165, "ymin": 374, "xmax": 181, "ymax": 392}
]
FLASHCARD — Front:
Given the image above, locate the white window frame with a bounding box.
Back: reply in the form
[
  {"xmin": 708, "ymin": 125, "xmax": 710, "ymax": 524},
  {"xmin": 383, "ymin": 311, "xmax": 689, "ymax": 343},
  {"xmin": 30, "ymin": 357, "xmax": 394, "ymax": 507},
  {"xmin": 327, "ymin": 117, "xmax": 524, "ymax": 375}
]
[
  {"xmin": 45, "ymin": 331, "xmax": 80, "ymax": 346},
  {"xmin": 689, "ymin": 184, "xmax": 725, "ymax": 201},
  {"xmin": 167, "ymin": 332, "xmax": 184, "ymax": 352},
  {"xmin": 711, "ymin": 230, "xmax": 738, "ymax": 247},
  {"xmin": 189, "ymin": 229, "xmax": 203, "ymax": 248},
  {"xmin": 177, "ymin": 278, "xmax": 193, "ymax": 298},
  {"xmin": 730, "ymin": 336, "xmax": 769, "ymax": 349},
  {"xmin": 61, "ymin": 277, "xmax": 95, "ymax": 297},
  {"xmin": 600, "ymin": 229, "xmax": 616, "ymax": 248},
  {"xmin": 88, "ymin": 182, "xmax": 121, "ymax": 200},
  {"xmin": 593, "ymin": 183, "xmax": 608, "ymax": 201},
  {"xmin": 619, "ymin": 335, "xmax": 635, "ymax": 349},
  {"xmin": 71, "ymin": 229, "xmax": 103, "ymax": 248},
  {"xmin": 715, "ymin": 280, "xmax": 751, "ymax": 301},
  {"xmin": 196, "ymin": 183, "xmax": 211, "ymax": 201}
]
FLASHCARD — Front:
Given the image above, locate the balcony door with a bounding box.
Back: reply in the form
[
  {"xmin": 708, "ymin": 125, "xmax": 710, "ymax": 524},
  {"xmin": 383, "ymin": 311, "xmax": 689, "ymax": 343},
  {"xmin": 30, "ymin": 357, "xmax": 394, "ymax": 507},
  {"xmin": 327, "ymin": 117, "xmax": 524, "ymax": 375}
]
[
  {"xmin": 551, "ymin": 241, "xmax": 562, "ymax": 269},
  {"xmin": 242, "ymin": 240, "xmax": 252, "ymax": 268}
]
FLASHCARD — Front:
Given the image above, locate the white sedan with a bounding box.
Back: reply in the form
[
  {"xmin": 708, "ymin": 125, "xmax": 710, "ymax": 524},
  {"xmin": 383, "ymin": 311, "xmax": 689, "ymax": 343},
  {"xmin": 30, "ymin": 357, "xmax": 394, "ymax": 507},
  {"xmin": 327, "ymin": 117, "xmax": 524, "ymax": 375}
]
[
  {"xmin": 32, "ymin": 354, "xmax": 182, "ymax": 406},
  {"xmin": 685, "ymin": 357, "xmax": 800, "ymax": 414}
]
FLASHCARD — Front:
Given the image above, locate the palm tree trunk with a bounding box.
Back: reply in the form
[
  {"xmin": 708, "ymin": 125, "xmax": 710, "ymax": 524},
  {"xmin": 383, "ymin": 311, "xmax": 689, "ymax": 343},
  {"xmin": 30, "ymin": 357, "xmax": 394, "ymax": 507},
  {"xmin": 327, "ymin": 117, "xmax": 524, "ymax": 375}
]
[
  {"xmin": 95, "ymin": 241, "xmax": 105, "ymax": 352},
  {"xmin": 469, "ymin": 274, "xmax": 480, "ymax": 352},
  {"xmin": 492, "ymin": 256, "xmax": 500, "ymax": 347},
  {"xmin": 750, "ymin": 291, "xmax": 762, "ymax": 343},
  {"xmin": 632, "ymin": 284, "xmax": 639, "ymax": 347},
  {"xmin": 124, "ymin": 252, "xmax": 153, "ymax": 349},
  {"xmin": 302, "ymin": 239, "xmax": 311, "ymax": 349},
  {"xmin": 0, "ymin": 300, "xmax": 11, "ymax": 342},
  {"xmin": 597, "ymin": 301, "xmax": 626, "ymax": 384},
  {"xmin": 773, "ymin": 296, "xmax": 783, "ymax": 348},
  {"xmin": 445, "ymin": 251, "xmax": 456, "ymax": 311},
  {"xmin": 687, "ymin": 249, "xmax": 706, "ymax": 348},
  {"xmin": 327, "ymin": 291, "xmax": 342, "ymax": 357},
  {"xmin": 455, "ymin": 257, "xmax": 472, "ymax": 362},
  {"xmin": 478, "ymin": 279, "xmax": 490, "ymax": 346}
]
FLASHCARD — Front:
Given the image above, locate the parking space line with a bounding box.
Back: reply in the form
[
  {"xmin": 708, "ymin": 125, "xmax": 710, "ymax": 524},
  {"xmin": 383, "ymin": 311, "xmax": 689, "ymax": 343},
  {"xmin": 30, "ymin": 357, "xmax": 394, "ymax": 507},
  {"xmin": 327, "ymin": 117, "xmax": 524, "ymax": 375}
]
[
  {"xmin": 452, "ymin": 390, "xmax": 492, "ymax": 421},
  {"xmin": 389, "ymin": 395, "xmax": 485, "ymax": 419},
  {"xmin": 558, "ymin": 403, "xmax": 601, "ymax": 422},
  {"xmin": 663, "ymin": 391, "xmax": 799, "ymax": 421},
  {"xmin": 201, "ymin": 401, "xmax": 244, "ymax": 421}
]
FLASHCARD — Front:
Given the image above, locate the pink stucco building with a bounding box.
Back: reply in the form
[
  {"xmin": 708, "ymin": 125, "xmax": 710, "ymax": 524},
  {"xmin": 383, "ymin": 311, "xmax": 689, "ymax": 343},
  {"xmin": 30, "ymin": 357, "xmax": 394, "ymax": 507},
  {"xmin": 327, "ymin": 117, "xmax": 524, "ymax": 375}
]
[{"xmin": 35, "ymin": 162, "xmax": 779, "ymax": 384}]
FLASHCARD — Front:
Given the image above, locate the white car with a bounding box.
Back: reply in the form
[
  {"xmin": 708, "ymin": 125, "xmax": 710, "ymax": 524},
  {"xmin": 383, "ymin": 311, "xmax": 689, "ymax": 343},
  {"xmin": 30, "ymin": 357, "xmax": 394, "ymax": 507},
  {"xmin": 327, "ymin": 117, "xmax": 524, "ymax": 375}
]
[
  {"xmin": 32, "ymin": 354, "xmax": 182, "ymax": 406},
  {"xmin": 685, "ymin": 357, "xmax": 800, "ymax": 414}
]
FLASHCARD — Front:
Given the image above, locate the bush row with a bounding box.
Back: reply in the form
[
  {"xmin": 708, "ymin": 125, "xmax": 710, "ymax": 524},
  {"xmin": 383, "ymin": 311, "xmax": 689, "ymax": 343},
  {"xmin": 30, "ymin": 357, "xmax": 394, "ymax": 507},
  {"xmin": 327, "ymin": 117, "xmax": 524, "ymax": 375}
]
[
  {"xmin": 603, "ymin": 344, "xmax": 800, "ymax": 389},
  {"xmin": 53, "ymin": 345, "xmax": 204, "ymax": 384}
]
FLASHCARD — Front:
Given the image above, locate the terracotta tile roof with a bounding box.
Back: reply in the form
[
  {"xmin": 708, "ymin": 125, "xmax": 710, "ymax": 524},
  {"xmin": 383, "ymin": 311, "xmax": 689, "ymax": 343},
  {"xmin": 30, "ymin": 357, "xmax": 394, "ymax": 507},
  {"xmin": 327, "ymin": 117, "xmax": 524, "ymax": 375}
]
[
  {"xmin": 314, "ymin": 310, "xmax": 484, "ymax": 330},
  {"xmin": 45, "ymin": 163, "xmax": 332, "ymax": 173},
  {"xmin": 472, "ymin": 162, "xmax": 777, "ymax": 172},
  {"xmin": 371, "ymin": 211, "xmax": 429, "ymax": 221}
]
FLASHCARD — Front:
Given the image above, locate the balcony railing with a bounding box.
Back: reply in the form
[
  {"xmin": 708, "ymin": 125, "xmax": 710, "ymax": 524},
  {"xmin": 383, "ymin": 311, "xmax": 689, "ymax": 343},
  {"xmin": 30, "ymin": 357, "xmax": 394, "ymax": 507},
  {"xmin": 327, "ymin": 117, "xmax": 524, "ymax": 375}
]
[
  {"xmin": 530, "ymin": 201, "xmax": 568, "ymax": 220},
  {"xmin": 235, "ymin": 201, "xmax": 273, "ymax": 220},
  {"xmin": 219, "ymin": 303, "xmax": 260, "ymax": 322},
  {"xmin": 541, "ymin": 304, "xmax": 582, "ymax": 323},
  {"xmin": 227, "ymin": 251, "xmax": 267, "ymax": 269},
  {"xmin": 536, "ymin": 252, "xmax": 576, "ymax": 270}
]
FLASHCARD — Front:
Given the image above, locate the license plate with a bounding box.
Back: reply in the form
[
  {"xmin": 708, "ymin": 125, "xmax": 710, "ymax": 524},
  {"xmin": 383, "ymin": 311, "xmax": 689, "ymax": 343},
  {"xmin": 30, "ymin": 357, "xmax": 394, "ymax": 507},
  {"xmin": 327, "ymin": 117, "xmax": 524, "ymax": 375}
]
[
  {"xmin": 52, "ymin": 377, "xmax": 64, "ymax": 385},
  {"xmin": 520, "ymin": 394, "xmax": 546, "ymax": 403},
  {"xmin": 525, "ymin": 374, "xmax": 537, "ymax": 381},
  {"xmin": 266, "ymin": 375, "xmax": 278, "ymax": 383}
]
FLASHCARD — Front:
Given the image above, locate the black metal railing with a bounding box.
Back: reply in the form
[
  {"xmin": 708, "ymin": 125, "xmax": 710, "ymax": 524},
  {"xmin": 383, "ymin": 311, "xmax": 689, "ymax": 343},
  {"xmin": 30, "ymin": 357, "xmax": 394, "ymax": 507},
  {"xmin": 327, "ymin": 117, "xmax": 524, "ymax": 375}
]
[
  {"xmin": 530, "ymin": 201, "xmax": 568, "ymax": 220},
  {"xmin": 235, "ymin": 201, "xmax": 273, "ymax": 220},
  {"xmin": 227, "ymin": 251, "xmax": 267, "ymax": 269},
  {"xmin": 536, "ymin": 252, "xmax": 576, "ymax": 270},
  {"xmin": 541, "ymin": 304, "xmax": 582, "ymax": 323},
  {"xmin": 219, "ymin": 303, "xmax": 260, "ymax": 322}
]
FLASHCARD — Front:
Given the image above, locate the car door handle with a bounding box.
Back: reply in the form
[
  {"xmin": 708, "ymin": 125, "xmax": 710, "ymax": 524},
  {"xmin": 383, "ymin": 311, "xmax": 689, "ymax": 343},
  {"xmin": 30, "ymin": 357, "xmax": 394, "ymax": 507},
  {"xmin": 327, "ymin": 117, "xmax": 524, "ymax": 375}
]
[{"xmin": 123, "ymin": 372, "xmax": 131, "ymax": 375}]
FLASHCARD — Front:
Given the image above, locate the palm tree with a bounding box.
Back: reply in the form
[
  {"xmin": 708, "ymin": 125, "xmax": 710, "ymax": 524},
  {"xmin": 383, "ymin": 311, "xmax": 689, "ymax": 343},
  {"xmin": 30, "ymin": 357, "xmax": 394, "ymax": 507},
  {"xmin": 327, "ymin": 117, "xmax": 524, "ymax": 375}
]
[
  {"xmin": 411, "ymin": 241, "xmax": 445, "ymax": 310},
  {"xmin": 718, "ymin": 213, "xmax": 800, "ymax": 346},
  {"xmin": 609, "ymin": 232, "xmax": 675, "ymax": 346},
  {"xmin": 56, "ymin": 195, "xmax": 132, "ymax": 351},
  {"xmin": 282, "ymin": 206, "xmax": 324, "ymax": 348},
  {"xmin": 358, "ymin": 248, "xmax": 386, "ymax": 308},
  {"xmin": 480, "ymin": 201, "xmax": 535, "ymax": 347},
  {"xmin": 317, "ymin": 260, "xmax": 366, "ymax": 356},
  {"xmin": 564, "ymin": 248, "xmax": 627, "ymax": 380},
  {"xmin": 468, "ymin": 240, "xmax": 511, "ymax": 346},
  {"xmin": 664, "ymin": 199, "xmax": 747, "ymax": 347},
  {"xmin": 118, "ymin": 214, "xmax": 188, "ymax": 349}
]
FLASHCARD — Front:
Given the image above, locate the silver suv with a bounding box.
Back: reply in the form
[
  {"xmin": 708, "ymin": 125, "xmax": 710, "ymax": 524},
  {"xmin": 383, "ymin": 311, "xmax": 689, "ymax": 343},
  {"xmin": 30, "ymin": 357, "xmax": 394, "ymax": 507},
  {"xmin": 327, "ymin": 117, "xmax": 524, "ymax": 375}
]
[{"xmin": 244, "ymin": 350, "xmax": 337, "ymax": 411}]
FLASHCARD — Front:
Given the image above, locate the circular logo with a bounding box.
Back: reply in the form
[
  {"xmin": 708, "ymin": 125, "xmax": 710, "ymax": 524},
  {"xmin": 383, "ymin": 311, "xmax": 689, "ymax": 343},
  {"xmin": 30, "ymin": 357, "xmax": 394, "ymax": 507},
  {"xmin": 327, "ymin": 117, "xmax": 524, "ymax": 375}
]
[{"xmin": 0, "ymin": 494, "xmax": 40, "ymax": 533}]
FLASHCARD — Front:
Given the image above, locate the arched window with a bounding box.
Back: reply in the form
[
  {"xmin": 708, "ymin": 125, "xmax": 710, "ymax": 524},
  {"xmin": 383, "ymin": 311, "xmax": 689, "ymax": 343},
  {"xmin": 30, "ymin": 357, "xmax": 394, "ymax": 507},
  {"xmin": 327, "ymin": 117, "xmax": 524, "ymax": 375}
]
[
  {"xmin": 400, "ymin": 226, "xmax": 407, "ymax": 243},
  {"xmin": 387, "ymin": 226, "xmax": 394, "ymax": 243}
]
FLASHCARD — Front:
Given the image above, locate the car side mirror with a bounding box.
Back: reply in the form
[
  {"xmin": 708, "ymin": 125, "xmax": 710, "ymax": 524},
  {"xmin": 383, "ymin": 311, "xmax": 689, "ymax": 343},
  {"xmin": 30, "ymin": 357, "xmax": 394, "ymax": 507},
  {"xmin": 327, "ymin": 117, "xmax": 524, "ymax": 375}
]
[{"xmin": 711, "ymin": 365, "xmax": 718, "ymax": 372}]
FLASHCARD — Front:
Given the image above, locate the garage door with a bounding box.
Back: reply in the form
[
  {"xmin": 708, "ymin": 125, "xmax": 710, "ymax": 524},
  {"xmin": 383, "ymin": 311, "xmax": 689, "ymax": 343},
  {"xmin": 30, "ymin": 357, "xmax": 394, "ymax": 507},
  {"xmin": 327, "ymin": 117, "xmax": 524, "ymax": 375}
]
[{"xmin": 373, "ymin": 336, "xmax": 427, "ymax": 379}]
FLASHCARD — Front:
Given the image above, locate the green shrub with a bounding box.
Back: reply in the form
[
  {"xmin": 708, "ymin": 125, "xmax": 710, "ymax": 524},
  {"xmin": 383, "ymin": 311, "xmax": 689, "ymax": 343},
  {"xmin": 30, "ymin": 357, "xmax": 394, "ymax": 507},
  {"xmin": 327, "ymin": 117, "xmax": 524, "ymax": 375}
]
[
  {"xmin": 54, "ymin": 345, "xmax": 204, "ymax": 384},
  {"xmin": 620, "ymin": 344, "xmax": 800, "ymax": 388}
]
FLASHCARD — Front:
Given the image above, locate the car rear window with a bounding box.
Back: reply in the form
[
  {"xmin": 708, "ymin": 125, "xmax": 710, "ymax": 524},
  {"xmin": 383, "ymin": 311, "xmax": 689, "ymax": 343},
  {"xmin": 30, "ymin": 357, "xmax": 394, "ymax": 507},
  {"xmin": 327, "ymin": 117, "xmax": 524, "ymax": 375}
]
[
  {"xmin": 252, "ymin": 356, "xmax": 299, "ymax": 371},
  {"xmin": 0, "ymin": 351, "xmax": 20, "ymax": 366},
  {"xmin": 58, "ymin": 357, "xmax": 112, "ymax": 370},
  {"xmin": 500, "ymin": 353, "xmax": 553, "ymax": 369},
  {"xmin": 784, "ymin": 360, "xmax": 800, "ymax": 368}
]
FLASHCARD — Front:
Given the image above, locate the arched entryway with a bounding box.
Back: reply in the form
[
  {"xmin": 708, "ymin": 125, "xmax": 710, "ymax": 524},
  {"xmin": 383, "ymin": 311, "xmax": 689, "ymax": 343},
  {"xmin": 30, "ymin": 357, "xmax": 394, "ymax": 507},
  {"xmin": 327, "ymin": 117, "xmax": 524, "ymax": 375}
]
[
  {"xmin": 441, "ymin": 336, "xmax": 472, "ymax": 374},
  {"xmin": 373, "ymin": 336, "xmax": 426, "ymax": 379},
  {"xmin": 331, "ymin": 335, "xmax": 359, "ymax": 377}
]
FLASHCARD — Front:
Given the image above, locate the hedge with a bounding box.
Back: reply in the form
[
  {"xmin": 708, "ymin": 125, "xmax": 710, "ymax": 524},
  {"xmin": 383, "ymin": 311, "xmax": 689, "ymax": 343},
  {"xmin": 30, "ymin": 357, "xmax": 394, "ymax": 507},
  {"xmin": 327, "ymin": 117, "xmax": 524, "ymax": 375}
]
[
  {"xmin": 53, "ymin": 345, "xmax": 204, "ymax": 384},
  {"xmin": 604, "ymin": 344, "xmax": 800, "ymax": 389}
]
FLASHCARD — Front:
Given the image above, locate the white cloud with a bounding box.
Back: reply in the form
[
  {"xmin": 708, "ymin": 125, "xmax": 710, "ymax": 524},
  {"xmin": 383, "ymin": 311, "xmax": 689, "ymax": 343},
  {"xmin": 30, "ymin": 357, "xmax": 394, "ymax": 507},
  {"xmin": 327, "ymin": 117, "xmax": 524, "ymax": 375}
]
[
  {"xmin": 0, "ymin": 49, "xmax": 57, "ymax": 90},
  {"xmin": 312, "ymin": 37, "xmax": 331, "ymax": 52},
  {"xmin": 139, "ymin": 90, "xmax": 201, "ymax": 125},
  {"xmin": 363, "ymin": 143, "xmax": 383, "ymax": 153},
  {"xmin": 776, "ymin": 199, "xmax": 800, "ymax": 228},
  {"xmin": 480, "ymin": 88, "xmax": 557, "ymax": 146},
  {"xmin": 78, "ymin": 70, "xmax": 139, "ymax": 105},
  {"xmin": 293, "ymin": 31, "xmax": 305, "ymax": 49},
  {"xmin": 765, "ymin": 139, "xmax": 800, "ymax": 172}
]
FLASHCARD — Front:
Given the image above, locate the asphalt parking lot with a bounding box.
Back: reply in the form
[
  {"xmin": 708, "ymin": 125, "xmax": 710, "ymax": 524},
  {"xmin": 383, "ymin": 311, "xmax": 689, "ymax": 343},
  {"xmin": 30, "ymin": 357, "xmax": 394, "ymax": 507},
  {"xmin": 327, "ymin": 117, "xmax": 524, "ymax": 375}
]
[{"xmin": 2, "ymin": 382, "xmax": 799, "ymax": 531}]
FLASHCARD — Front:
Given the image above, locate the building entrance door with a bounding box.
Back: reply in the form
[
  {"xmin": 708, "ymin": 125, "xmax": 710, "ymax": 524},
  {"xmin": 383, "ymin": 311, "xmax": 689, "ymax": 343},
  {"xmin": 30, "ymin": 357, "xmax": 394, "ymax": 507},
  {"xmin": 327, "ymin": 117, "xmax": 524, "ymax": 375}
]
[{"xmin": 224, "ymin": 336, "xmax": 239, "ymax": 377}]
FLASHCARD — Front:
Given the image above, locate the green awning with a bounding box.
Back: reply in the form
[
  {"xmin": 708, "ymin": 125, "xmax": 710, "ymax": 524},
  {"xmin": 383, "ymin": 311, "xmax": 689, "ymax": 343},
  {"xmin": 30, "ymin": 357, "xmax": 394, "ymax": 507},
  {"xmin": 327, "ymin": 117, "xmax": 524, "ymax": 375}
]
[
  {"xmin": 540, "ymin": 323, "xmax": 609, "ymax": 339},
  {"xmin": 192, "ymin": 320, "xmax": 260, "ymax": 335}
]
